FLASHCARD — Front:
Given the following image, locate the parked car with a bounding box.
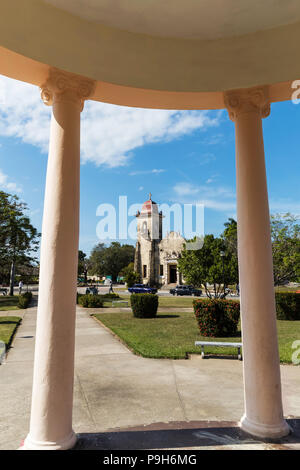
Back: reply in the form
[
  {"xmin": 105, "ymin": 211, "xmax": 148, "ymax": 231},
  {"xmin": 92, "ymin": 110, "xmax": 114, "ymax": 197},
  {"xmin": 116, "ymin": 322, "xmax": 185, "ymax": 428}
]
[
  {"xmin": 128, "ymin": 284, "xmax": 157, "ymax": 294},
  {"xmin": 85, "ymin": 286, "xmax": 98, "ymax": 295},
  {"xmin": 169, "ymin": 285, "xmax": 202, "ymax": 296},
  {"xmin": 186, "ymin": 285, "xmax": 203, "ymax": 296}
]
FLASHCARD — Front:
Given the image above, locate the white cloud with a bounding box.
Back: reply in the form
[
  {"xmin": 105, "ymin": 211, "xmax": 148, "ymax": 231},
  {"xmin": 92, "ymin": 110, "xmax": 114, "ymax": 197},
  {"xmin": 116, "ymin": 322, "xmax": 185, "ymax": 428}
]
[
  {"xmin": 172, "ymin": 182, "xmax": 300, "ymax": 216},
  {"xmin": 200, "ymin": 133, "xmax": 225, "ymax": 146},
  {"xmin": 269, "ymin": 199, "xmax": 300, "ymax": 216},
  {"xmin": 201, "ymin": 199, "xmax": 236, "ymax": 212},
  {"xmin": 206, "ymin": 173, "xmax": 219, "ymax": 184},
  {"xmin": 173, "ymin": 182, "xmax": 200, "ymax": 197},
  {"xmin": 130, "ymin": 168, "xmax": 166, "ymax": 176},
  {"xmin": 0, "ymin": 168, "xmax": 22, "ymax": 193},
  {"xmin": 0, "ymin": 78, "xmax": 51, "ymax": 153},
  {"xmin": 186, "ymin": 151, "xmax": 216, "ymax": 165},
  {"xmin": 0, "ymin": 75, "xmax": 220, "ymax": 168},
  {"xmin": 172, "ymin": 181, "xmax": 236, "ymax": 212}
]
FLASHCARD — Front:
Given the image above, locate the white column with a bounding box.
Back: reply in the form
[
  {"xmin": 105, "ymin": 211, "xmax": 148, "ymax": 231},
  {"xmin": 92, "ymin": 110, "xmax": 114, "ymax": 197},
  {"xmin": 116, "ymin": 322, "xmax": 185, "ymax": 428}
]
[
  {"xmin": 224, "ymin": 87, "xmax": 289, "ymax": 439},
  {"xmin": 23, "ymin": 69, "xmax": 94, "ymax": 450}
]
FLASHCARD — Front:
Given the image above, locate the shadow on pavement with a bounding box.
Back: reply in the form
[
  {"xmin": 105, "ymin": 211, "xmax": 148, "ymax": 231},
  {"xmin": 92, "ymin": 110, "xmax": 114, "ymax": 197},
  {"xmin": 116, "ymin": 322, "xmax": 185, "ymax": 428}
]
[{"xmin": 74, "ymin": 418, "xmax": 300, "ymax": 450}]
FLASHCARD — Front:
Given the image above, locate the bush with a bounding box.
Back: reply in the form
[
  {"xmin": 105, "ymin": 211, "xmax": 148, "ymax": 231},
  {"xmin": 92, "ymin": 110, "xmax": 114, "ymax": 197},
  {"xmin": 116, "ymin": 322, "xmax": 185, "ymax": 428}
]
[
  {"xmin": 100, "ymin": 293, "xmax": 120, "ymax": 299},
  {"xmin": 77, "ymin": 294, "xmax": 103, "ymax": 308},
  {"xmin": 130, "ymin": 294, "xmax": 158, "ymax": 318},
  {"xmin": 18, "ymin": 291, "xmax": 33, "ymax": 309},
  {"xmin": 275, "ymin": 292, "xmax": 300, "ymax": 320},
  {"xmin": 76, "ymin": 292, "xmax": 119, "ymax": 305},
  {"xmin": 193, "ymin": 299, "xmax": 240, "ymax": 337}
]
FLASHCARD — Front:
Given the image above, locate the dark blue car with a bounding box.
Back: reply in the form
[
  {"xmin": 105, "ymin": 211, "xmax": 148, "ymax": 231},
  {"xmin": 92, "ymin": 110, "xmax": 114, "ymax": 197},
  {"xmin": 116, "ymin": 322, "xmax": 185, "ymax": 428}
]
[{"xmin": 128, "ymin": 284, "xmax": 157, "ymax": 294}]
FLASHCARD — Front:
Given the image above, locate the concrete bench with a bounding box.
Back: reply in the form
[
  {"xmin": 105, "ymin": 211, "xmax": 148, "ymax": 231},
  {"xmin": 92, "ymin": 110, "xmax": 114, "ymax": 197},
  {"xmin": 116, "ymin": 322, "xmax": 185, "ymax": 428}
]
[
  {"xmin": 0, "ymin": 340, "xmax": 6, "ymax": 365},
  {"xmin": 195, "ymin": 341, "xmax": 243, "ymax": 360}
]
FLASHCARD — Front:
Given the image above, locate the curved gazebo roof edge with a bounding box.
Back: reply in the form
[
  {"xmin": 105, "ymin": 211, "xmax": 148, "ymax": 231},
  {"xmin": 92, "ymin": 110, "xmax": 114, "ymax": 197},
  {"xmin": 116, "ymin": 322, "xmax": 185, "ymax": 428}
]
[
  {"xmin": 1, "ymin": 0, "xmax": 300, "ymax": 109},
  {"xmin": 0, "ymin": 46, "xmax": 295, "ymax": 111}
]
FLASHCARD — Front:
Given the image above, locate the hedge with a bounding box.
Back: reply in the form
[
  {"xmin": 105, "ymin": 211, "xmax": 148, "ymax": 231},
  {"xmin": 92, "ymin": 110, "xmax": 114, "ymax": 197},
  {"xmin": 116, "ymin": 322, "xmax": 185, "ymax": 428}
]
[
  {"xmin": 77, "ymin": 292, "xmax": 120, "ymax": 307},
  {"xmin": 130, "ymin": 293, "xmax": 158, "ymax": 318},
  {"xmin": 193, "ymin": 299, "xmax": 240, "ymax": 337},
  {"xmin": 100, "ymin": 293, "xmax": 120, "ymax": 299},
  {"xmin": 275, "ymin": 292, "xmax": 300, "ymax": 320},
  {"xmin": 18, "ymin": 292, "xmax": 33, "ymax": 309}
]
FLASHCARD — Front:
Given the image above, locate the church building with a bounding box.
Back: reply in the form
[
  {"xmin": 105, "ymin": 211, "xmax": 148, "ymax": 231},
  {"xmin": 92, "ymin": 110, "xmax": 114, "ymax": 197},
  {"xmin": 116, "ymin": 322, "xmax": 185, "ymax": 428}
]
[{"xmin": 134, "ymin": 194, "xmax": 185, "ymax": 286}]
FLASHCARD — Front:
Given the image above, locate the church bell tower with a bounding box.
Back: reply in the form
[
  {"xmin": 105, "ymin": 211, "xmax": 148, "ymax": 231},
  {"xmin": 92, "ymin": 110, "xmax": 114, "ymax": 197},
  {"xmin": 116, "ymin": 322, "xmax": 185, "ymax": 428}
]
[{"xmin": 134, "ymin": 193, "xmax": 163, "ymax": 286}]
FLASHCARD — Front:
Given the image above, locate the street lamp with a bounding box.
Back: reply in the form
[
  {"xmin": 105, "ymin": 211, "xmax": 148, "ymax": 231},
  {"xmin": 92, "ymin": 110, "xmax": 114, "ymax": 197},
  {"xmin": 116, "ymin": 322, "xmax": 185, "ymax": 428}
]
[
  {"xmin": 84, "ymin": 263, "xmax": 88, "ymax": 285},
  {"xmin": 220, "ymin": 250, "xmax": 225, "ymax": 296}
]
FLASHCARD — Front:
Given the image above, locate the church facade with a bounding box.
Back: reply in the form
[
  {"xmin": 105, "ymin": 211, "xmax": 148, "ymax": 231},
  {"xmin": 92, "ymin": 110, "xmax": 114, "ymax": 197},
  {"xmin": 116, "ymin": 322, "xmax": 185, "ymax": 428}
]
[{"xmin": 134, "ymin": 194, "xmax": 185, "ymax": 286}]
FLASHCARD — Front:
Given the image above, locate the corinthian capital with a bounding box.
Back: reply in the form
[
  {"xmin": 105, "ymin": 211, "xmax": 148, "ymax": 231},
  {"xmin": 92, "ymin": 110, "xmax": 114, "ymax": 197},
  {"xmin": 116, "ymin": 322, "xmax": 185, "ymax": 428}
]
[
  {"xmin": 40, "ymin": 68, "xmax": 96, "ymax": 111},
  {"xmin": 223, "ymin": 86, "xmax": 270, "ymax": 121}
]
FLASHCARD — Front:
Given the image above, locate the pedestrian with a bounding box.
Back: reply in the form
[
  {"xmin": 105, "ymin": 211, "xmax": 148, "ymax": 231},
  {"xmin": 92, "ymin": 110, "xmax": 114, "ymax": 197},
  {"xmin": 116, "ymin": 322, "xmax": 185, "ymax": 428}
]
[
  {"xmin": 109, "ymin": 280, "xmax": 114, "ymax": 293},
  {"xmin": 19, "ymin": 280, "xmax": 23, "ymax": 295},
  {"xmin": 236, "ymin": 283, "xmax": 240, "ymax": 296}
]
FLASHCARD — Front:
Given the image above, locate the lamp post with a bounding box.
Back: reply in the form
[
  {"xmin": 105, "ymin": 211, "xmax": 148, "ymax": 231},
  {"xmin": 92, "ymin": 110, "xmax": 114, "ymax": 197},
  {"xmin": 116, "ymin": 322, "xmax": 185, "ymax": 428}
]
[
  {"xmin": 84, "ymin": 263, "xmax": 88, "ymax": 285},
  {"xmin": 220, "ymin": 250, "xmax": 225, "ymax": 296}
]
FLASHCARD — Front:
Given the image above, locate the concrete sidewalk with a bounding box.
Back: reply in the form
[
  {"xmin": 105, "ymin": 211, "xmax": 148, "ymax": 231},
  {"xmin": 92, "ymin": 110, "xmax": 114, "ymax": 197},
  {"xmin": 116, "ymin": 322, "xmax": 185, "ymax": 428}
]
[{"xmin": 0, "ymin": 304, "xmax": 299, "ymax": 450}]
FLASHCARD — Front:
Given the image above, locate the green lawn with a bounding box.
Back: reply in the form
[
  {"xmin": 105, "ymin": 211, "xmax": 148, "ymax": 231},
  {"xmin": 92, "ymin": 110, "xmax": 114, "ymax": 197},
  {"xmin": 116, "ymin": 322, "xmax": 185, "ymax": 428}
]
[
  {"xmin": 158, "ymin": 296, "xmax": 204, "ymax": 308},
  {"xmin": 0, "ymin": 296, "xmax": 20, "ymax": 311},
  {"xmin": 97, "ymin": 295, "xmax": 200, "ymax": 308},
  {"xmin": 113, "ymin": 294, "xmax": 200, "ymax": 308},
  {"xmin": 92, "ymin": 289, "xmax": 300, "ymax": 309},
  {"xmin": 0, "ymin": 316, "xmax": 22, "ymax": 347},
  {"xmin": 94, "ymin": 310, "xmax": 300, "ymax": 363},
  {"xmin": 275, "ymin": 286, "xmax": 299, "ymax": 293}
]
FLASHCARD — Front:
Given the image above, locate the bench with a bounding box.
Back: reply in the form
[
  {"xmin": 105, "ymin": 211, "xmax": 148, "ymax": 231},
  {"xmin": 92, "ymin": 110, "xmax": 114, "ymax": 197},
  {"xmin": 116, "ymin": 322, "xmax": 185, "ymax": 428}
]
[
  {"xmin": 195, "ymin": 341, "xmax": 243, "ymax": 360},
  {"xmin": 0, "ymin": 340, "xmax": 6, "ymax": 365}
]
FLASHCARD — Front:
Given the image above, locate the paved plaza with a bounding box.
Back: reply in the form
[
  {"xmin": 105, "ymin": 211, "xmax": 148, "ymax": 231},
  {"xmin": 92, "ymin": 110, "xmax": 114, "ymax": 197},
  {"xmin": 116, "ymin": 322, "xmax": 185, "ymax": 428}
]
[{"xmin": 0, "ymin": 302, "xmax": 299, "ymax": 450}]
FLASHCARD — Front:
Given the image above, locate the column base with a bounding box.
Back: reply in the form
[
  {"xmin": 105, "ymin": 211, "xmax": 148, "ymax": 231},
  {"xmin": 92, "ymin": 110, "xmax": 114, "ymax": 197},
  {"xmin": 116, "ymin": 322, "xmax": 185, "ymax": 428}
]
[
  {"xmin": 240, "ymin": 414, "xmax": 291, "ymax": 439},
  {"xmin": 19, "ymin": 430, "xmax": 77, "ymax": 450}
]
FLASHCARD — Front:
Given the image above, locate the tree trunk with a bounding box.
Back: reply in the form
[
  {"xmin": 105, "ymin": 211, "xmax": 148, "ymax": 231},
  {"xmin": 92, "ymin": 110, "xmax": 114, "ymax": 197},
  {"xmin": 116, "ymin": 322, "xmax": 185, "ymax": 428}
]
[{"xmin": 9, "ymin": 261, "xmax": 15, "ymax": 296}]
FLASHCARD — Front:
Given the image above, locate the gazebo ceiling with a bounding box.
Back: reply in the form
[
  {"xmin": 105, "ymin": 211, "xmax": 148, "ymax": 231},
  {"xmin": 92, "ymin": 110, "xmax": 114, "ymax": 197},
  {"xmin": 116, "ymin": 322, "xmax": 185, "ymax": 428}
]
[
  {"xmin": 45, "ymin": 0, "xmax": 300, "ymax": 40},
  {"xmin": 1, "ymin": 0, "xmax": 300, "ymax": 108}
]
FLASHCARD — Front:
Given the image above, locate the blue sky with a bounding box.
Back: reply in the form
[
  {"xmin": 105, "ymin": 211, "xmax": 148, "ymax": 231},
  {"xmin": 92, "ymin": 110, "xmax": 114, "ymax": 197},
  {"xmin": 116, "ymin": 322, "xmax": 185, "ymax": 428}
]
[{"xmin": 0, "ymin": 76, "xmax": 299, "ymax": 257}]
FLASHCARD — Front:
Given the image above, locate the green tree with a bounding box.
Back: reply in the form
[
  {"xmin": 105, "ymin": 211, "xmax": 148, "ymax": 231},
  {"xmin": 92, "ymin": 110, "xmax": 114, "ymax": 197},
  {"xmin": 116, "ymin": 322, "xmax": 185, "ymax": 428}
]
[
  {"xmin": 0, "ymin": 191, "xmax": 40, "ymax": 295},
  {"xmin": 178, "ymin": 233, "xmax": 238, "ymax": 298},
  {"xmin": 271, "ymin": 213, "xmax": 300, "ymax": 285},
  {"xmin": 120, "ymin": 262, "xmax": 141, "ymax": 287},
  {"xmin": 222, "ymin": 218, "xmax": 239, "ymax": 284},
  {"xmin": 222, "ymin": 218, "xmax": 238, "ymax": 254},
  {"xmin": 88, "ymin": 243, "xmax": 106, "ymax": 278},
  {"xmin": 78, "ymin": 250, "xmax": 89, "ymax": 283},
  {"xmin": 220, "ymin": 214, "xmax": 300, "ymax": 286},
  {"xmin": 89, "ymin": 242, "xmax": 135, "ymax": 282}
]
